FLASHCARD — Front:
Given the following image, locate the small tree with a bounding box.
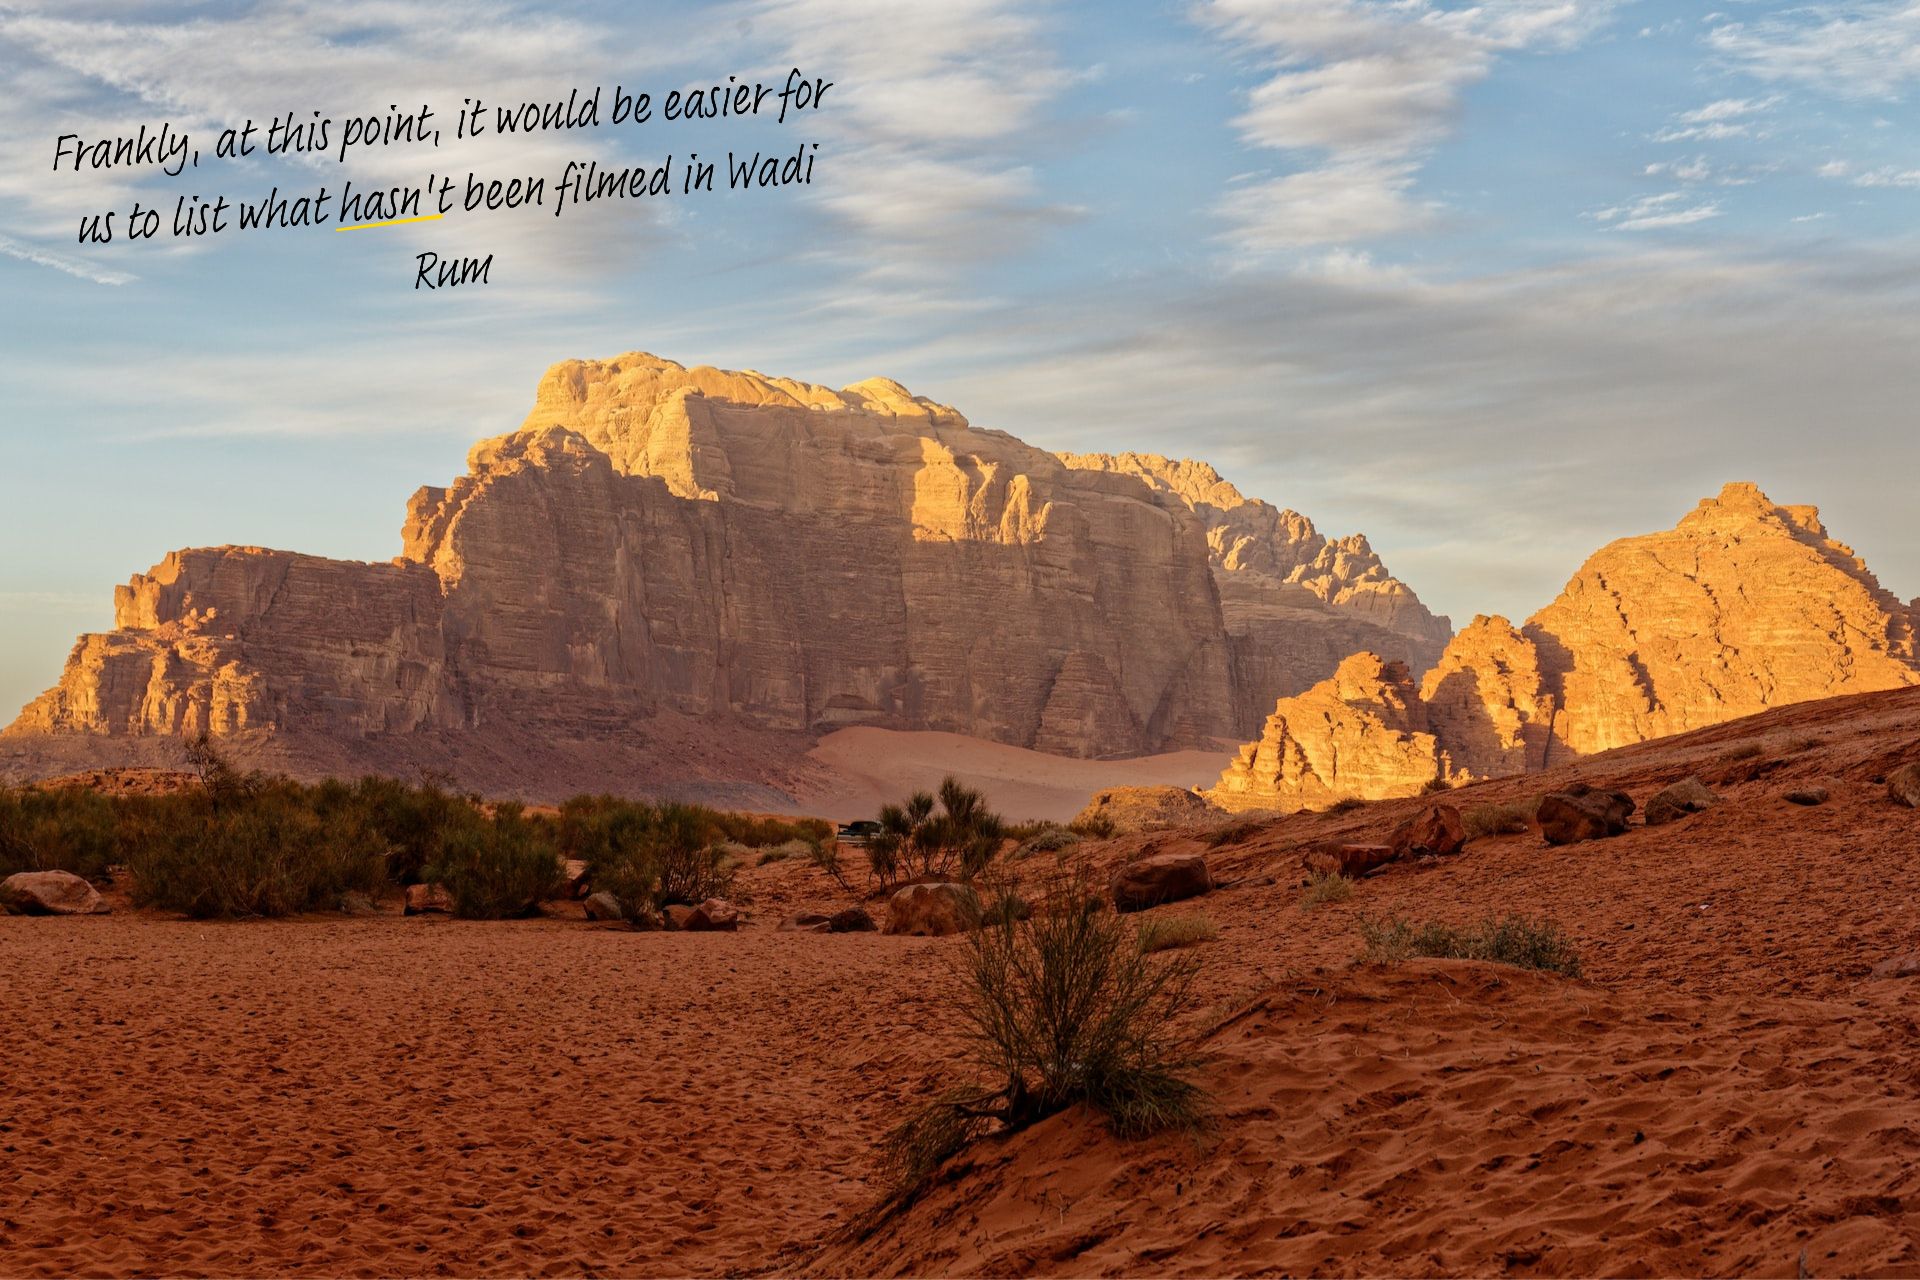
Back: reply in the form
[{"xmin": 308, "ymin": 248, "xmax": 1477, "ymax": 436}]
[{"xmin": 867, "ymin": 777, "xmax": 1005, "ymax": 887}]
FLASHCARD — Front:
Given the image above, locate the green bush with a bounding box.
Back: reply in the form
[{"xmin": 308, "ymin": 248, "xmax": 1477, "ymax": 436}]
[
  {"xmin": 1359, "ymin": 913, "xmax": 1583, "ymax": 977},
  {"xmin": 878, "ymin": 874, "xmax": 1207, "ymax": 1209},
  {"xmin": 1008, "ymin": 823, "xmax": 1081, "ymax": 860},
  {"xmin": 342, "ymin": 774, "xmax": 482, "ymax": 884},
  {"xmin": 424, "ymin": 801, "xmax": 559, "ymax": 919},
  {"xmin": 126, "ymin": 782, "xmax": 386, "ymax": 918},
  {"xmin": 0, "ymin": 785, "xmax": 121, "ymax": 880}
]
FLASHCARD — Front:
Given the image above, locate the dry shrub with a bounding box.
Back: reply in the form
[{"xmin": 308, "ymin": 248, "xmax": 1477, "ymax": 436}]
[
  {"xmin": 866, "ymin": 777, "xmax": 1005, "ymax": 888},
  {"xmin": 1463, "ymin": 798, "xmax": 1538, "ymax": 839},
  {"xmin": 1204, "ymin": 820, "xmax": 1262, "ymax": 849},
  {"xmin": 1067, "ymin": 811, "xmax": 1117, "ymax": 839},
  {"xmin": 1325, "ymin": 796, "xmax": 1369, "ymax": 815},
  {"xmin": 1359, "ymin": 913, "xmax": 1583, "ymax": 977},
  {"xmin": 1137, "ymin": 914, "xmax": 1218, "ymax": 953},
  {"xmin": 876, "ymin": 872, "xmax": 1208, "ymax": 1212},
  {"xmin": 1298, "ymin": 871, "xmax": 1353, "ymax": 910},
  {"xmin": 1421, "ymin": 776, "xmax": 1454, "ymax": 795}
]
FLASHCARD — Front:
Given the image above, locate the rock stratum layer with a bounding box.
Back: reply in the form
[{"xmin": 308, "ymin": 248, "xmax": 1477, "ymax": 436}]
[
  {"xmin": 1209, "ymin": 483, "xmax": 1919, "ymax": 811},
  {"xmin": 7, "ymin": 354, "xmax": 1447, "ymax": 792}
]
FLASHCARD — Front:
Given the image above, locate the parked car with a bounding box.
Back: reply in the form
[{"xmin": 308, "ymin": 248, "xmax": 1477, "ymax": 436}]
[{"xmin": 835, "ymin": 819, "xmax": 883, "ymax": 846}]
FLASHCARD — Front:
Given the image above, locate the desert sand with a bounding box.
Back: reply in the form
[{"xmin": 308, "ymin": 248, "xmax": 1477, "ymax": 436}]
[
  {"xmin": 5, "ymin": 686, "xmax": 1920, "ymax": 1276},
  {"xmin": 799, "ymin": 726, "xmax": 1233, "ymax": 821}
]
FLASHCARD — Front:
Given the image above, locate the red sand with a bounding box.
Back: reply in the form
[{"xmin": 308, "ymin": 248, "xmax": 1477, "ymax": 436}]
[{"xmin": 6, "ymin": 686, "xmax": 1920, "ymax": 1276}]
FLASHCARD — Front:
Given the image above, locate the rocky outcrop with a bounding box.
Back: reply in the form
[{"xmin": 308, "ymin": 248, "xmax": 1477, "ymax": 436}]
[
  {"xmin": 1072, "ymin": 785, "xmax": 1222, "ymax": 835},
  {"xmin": 1058, "ymin": 452, "xmax": 1452, "ymax": 729},
  {"xmin": 1206, "ymin": 653, "xmax": 1458, "ymax": 813},
  {"xmin": 11, "ymin": 355, "xmax": 1444, "ymax": 775},
  {"xmin": 1210, "ymin": 484, "xmax": 1919, "ymax": 809}
]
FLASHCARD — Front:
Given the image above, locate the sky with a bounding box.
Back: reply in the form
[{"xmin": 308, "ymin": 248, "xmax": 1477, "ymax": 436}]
[{"xmin": 2, "ymin": 0, "xmax": 1919, "ymax": 719}]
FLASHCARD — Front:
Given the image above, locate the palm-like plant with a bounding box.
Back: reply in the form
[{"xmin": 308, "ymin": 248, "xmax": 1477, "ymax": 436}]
[{"xmin": 866, "ymin": 776, "xmax": 1006, "ymax": 886}]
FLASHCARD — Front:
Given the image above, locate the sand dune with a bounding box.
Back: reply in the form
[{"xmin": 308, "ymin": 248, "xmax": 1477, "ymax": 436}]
[{"xmin": 799, "ymin": 726, "xmax": 1233, "ymax": 822}]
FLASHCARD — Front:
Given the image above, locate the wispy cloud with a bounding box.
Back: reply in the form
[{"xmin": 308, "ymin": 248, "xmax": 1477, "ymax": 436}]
[
  {"xmin": 1196, "ymin": 0, "xmax": 1620, "ymax": 255},
  {"xmin": 1708, "ymin": 2, "xmax": 1920, "ymax": 98},
  {"xmin": 0, "ymin": 231, "xmax": 133, "ymax": 284},
  {"xmin": 1588, "ymin": 192, "xmax": 1723, "ymax": 231}
]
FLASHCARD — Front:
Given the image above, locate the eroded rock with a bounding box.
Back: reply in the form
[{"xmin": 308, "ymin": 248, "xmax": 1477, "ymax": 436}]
[
  {"xmin": 0, "ymin": 870, "xmax": 108, "ymax": 916},
  {"xmin": 1390, "ymin": 804, "xmax": 1467, "ymax": 859},
  {"xmin": 884, "ymin": 883, "xmax": 981, "ymax": 936},
  {"xmin": 403, "ymin": 883, "xmax": 454, "ymax": 916},
  {"xmin": 1537, "ymin": 784, "xmax": 1636, "ymax": 846},
  {"xmin": 1645, "ymin": 777, "xmax": 1719, "ymax": 827},
  {"xmin": 1110, "ymin": 854, "xmax": 1213, "ymax": 913}
]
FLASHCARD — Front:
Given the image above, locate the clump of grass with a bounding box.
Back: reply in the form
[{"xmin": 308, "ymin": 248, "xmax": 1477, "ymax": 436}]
[
  {"xmin": 1720, "ymin": 742, "xmax": 1764, "ymax": 762},
  {"xmin": 1137, "ymin": 913, "xmax": 1218, "ymax": 953},
  {"xmin": 1067, "ymin": 811, "xmax": 1117, "ymax": 839},
  {"xmin": 1463, "ymin": 799, "xmax": 1538, "ymax": 839},
  {"xmin": 875, "ymin": 872, "xmax": 1208, "ymax": 1214},
  {"xmin": 1358, "ymin": 913, "xmax": 1583, "ymax": 977},
  {"xmin": 1325, "ymin": 796, "xmax": 1369, "ymax": 815},
  {"xmin": 1009, "ymin": 823, "xmax": 1081, "ymax": 860},
  {"xmin": 1205, "ymin": 820, "xmax": 1262, "ymax": 849},
  {"xmin": 424, "ymin": 801, "xmax": 560, "ymax": 919},
  {"xmin": 1421, "ymin": 776, "xmax": 1454, "ymax": 795},
  {"xmin": 1298, "ymin": 871, "xmax": 1353, "ymax": 910},
  {"xmin": 1786, "ymin": 735, "xmax": 1823, "ymax": 754},
  {"xmin": 756, "ymin": 837, "xmax": 815, "ymax": 866}
]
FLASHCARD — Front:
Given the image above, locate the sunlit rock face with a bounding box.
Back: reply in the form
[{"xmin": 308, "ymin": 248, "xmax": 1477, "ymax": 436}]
[
  {"xmin": 1207, "ymin": 483, "xmax": 1920, "ymax": 809},
  {"xmin": 12, "ymin": 354, "xmax": 1439, "ymax": 762}
]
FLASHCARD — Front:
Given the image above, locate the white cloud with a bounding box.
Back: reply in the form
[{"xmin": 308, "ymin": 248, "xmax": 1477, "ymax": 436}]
[
  {"xmin": 0, "ymin": 232, "xmax": 133, "ymax": 284},
  {"xmin": 1588, "ymin": 192, "xmax": 1723, "ymax": 231},
  {"xmin": 1708, "ymin": 2, "xmax": 1920, "ymax": 98},
  {"xmin": 1196, "ymin": 0, "xmax": 1619, "ymax": 255}
]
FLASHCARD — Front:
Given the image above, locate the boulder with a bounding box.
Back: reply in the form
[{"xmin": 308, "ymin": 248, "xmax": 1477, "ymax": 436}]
[
  {"xmin": 583, "ymin": 891, "xmax": 626, "ymax": 922},
  {"xmin": 560, "ymin": 859, "xmax": 591, "ymax": 899},
  {"xmin": 780, "ymin": 910, "xmax": 833, "ymax": 933},
  {"xmin": 403, "ymin": 882, "xmax": 454, "ymax": 915},
  {"xmin": 1389, "ymin": 803, "xmax": 1466, "ymax": 859},
  {"xmin": 1536, "ymin": 784, "xmax": 1635, "ymax": 846},
  {"xmin": 1644, "ymin": 776, "xmax": 1719, "ymax": 827},
  {"xmin": 1784, "ymin": 787, "xmax": 1830, "ymax": 807},
  {"xmin": 1071, "ymin": 786, "xmax": 1223, "ymax": 836},
  {"xmin": 828, "ymin": 907, "xmax": 877, "ymax": 933},
  {"xmin": 0, "ymin": 870, "xmax": 108, "ymax": 916},
  {"xmin": 1890, "ymin": 762, "xmax": 1920, "ymax": 809},
  {"xmin": 884, "ymin": 883, "xmax": 981, "ymax": 936},
  {"xmin": 1303, "ymin": 843, "xmax": 1398, "ymax": 879},
  {"xmin": 1109, "ymin": 854, "xmax": 1213, "ymax": 913},
  {"xmin": 671, "ymin": 898, "xmax": 739, "ymax": 932}
]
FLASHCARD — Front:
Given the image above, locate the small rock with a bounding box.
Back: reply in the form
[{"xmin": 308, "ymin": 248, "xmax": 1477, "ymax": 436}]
[
  {"xmin": 403, "ymin": 882, "xmax": 454, "ymax": 916},
  {"xmin": 828, "ymin": 907, "xmax": 877, "ymax": 933},
  {"xmin": 560, "ymin": 859, "xmax": 591, "ymax": 899},
  {"xmin": 1303, "ymin": 843, "xmax": 1398, "ymax": 879},
  {"xmin": 1784, "ymin": 787, "xmax": 1830, "ymax": 807},
  {"xmin": 0, "ymin": 870, "xmax": 108, "ymax": 916},
  {"xmin": 673, "ymin": 898, "xmax": 739, "ymax": 932},
  {"xmin": 1889, "ymin": 762, "xmax": 1920, "ymax": 809},
  {"xmin": 1537, "ymin": 784, "xmax": 1636, "ymax": 846},
  {"xmin": 1644, "ymin": 776, "xmax": 1719, "ymax": 827},
  {"xmin": 1109, "ymin": 854, "xmax": 1213, "ymax": 913},
  {"xmin": 1871, "ymin": 953, "xmax": 1920, "ymax": 979},
  {"xmin": 884, "ymin": 883, "xmax": 981, "ymax": 936},
  {"xmin": 1389, "ymin": 804, "xmax": 1466, "ymax": 859},
  {"xmin": 583, "ymin": 891, "xmax": 626, "ymax": 922}
]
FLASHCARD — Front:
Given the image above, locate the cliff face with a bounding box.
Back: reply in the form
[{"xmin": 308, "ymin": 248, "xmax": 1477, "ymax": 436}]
[
  {"xmin": 1056, "ymin": 452, "xmax": 1452, "ymax": 730},
  {"xmin": 13, "ymin": 353, "xmax": 1435, "ymax": 766},
  {"xmin": 1209, "ymin": 483, "xmax": 1919, "ymax": 810}
]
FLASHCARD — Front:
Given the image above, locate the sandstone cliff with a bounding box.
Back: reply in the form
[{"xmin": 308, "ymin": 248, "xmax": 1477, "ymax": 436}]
[
  {"xmin": 9, "ymin": 354, "xmax": 1433, "ymax": 786},
  {"xmin": 1057, "ymin": 452, "xmax": 1452, "ymax": 729},
  {"xmin": 1209, "ymin": 483, "xmax": 1919, "ymax": 809}
]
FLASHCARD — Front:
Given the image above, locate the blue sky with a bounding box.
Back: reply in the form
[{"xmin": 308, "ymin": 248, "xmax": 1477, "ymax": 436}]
[{"xmin": 3, "ymin": 0, "xmax": 1919, "ymax": 719}]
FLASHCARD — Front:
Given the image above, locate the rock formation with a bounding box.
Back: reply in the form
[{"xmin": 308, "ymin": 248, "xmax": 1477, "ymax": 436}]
[
  {"xmin": 1207, "ymin": 652, "xmax": 1461, "ymax": 812},
  {"xmin": 1209, "ymin": 483, "xmax": 1919, "ymax": 810},
  {"xmin": 1057, "ymin": 452, "xmax": 1452, "ymax": 729},
  {"xmin": 7, "ymin": 354, "xmax": 1444, "ymax": 790}
]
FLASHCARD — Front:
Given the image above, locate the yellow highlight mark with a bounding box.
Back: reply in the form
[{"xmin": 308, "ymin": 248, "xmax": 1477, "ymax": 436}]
[{"xmin": 335, "ymin": 213, "xmax": 444, "ymax": 232}]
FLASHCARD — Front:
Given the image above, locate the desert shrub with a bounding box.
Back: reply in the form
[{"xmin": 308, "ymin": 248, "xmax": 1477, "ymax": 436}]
[
  {"xmin": 1462, "ymin": 799, "xmax": 1537, "ymax": 839},
  {"xmin": 709, "ymin": 810, "xmax": 832, "ymax": 852},
  {"xmin": 1359, "ymin": 913, "xmax": 1583, "ymax": 977},
  {"xmin": 1298, "ymin": 871, "xmax": 1353, "ymax": 910},
  {"xmin": 126, "ymin": 781, "xmax": 386, "ymax": 918},
  {"xmin": 1137, "ymin": 914, "xmax": 1218, "ymax": 953},
  {"xmin": 1421, "ymin": 776, "xmax": 1454, "ymax": 795},
  {"xmin": 1720, "ymin": 742, "xmax": 1764, "ymax": 762},
  {"xmin": 1325, "ymin": 796, "xmax": 1368, "ymax": 815},
  {"xmin": 877, "ymin": 874, "xmax": 1207, "ymax": 1209},
  {"xmin": 184, "ymin": 732, "xmax": 263, "ymax": 811},
  {"xmin": 0, "ymin": 785, "xmax": 121, "ymax": 880},
  {"xmin": 571, "ymin": 799, "xmax": 736, "ymax": 920},
  {"xmin": 1067, "ymin": 811, "xmax": 1117, "ymax": 839},
  {"xmin": 757, "ymin": 837, "xmax": 814, "ymax": 866},
  {"xmin": 1786, "ymin": 735, "xmax": 1823, "ymax": 754},
  {"xmin": 866, "ymin": 777, "xmax": 1005, "ymax": 887},
  {"xmin": 1205, "ymin": 820, "xmax": 1262, "ymax": 849},
  {"xmin": 345, "ymin": 774, "xmax": 482, "ymax": 884},
  {"xmin": 424, "ymin": 801, "xmax": 559, "ymax": 919},
  {"xmin": 1007, "ymin": 823, "xmax": 1080, "ymax": 861}
]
